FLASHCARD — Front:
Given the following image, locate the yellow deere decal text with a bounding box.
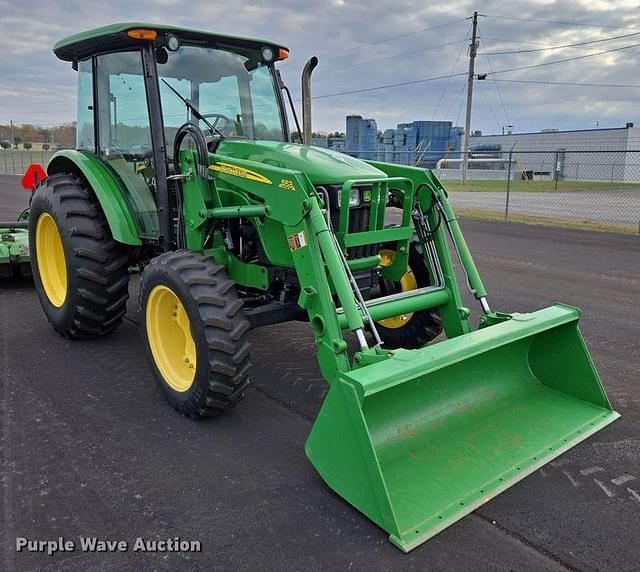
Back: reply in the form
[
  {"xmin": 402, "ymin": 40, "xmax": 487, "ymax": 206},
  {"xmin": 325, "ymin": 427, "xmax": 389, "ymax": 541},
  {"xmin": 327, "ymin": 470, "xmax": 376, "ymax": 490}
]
[
  {"xmin": 278, "ymin": 179, "xmax": 296, "ymax": 192},
  {"xmin": 209, "ymin": 162, "xmax": 272, "ymax": 185}
]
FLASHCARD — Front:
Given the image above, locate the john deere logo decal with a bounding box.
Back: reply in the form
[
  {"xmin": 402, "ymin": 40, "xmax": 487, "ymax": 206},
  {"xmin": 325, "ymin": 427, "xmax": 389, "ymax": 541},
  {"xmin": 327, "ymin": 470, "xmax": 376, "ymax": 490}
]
[
  {"xmin": 279, "ymin": 179, "xmax": 296, "ymax": 192},
  {"xmin": 209, "ymin": 162, "xmax": 272, "ymax": 185}
]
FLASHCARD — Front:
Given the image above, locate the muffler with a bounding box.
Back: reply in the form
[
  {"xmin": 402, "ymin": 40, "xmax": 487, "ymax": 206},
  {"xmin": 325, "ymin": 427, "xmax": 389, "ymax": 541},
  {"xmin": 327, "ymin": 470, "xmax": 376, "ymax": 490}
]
[{"xmin": 301, "ymin": 56, "xmax": 318, "ymax": 145}]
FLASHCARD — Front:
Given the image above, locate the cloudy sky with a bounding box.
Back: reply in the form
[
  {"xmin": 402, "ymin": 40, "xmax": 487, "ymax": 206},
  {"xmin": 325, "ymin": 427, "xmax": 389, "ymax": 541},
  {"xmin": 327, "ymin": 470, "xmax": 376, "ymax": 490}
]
[{"xmin": 0, "ymin": 0, "xmax": 639, "ymax": 135}]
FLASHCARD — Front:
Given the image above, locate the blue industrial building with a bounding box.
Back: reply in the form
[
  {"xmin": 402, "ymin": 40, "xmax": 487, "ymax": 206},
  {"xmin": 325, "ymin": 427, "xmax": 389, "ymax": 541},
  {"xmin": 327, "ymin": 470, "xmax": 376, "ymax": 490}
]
[
  {"xmin": 327, "ymin": 135, "xmax": 346, "ymax": 152},
  {"xmin": 342, "ymin": 116, "xmax": 463, "ymax": 168},
  {"xmin": 346, "ymin": 115, "xmax": 379, "ymax": 159}
]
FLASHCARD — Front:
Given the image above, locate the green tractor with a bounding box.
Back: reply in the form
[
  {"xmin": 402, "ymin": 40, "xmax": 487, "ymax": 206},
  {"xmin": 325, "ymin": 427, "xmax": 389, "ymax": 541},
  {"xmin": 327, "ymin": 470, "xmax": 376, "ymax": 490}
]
[{"xmin": 29, "ymin": 23, "xmax": 618, "ymax": 551}]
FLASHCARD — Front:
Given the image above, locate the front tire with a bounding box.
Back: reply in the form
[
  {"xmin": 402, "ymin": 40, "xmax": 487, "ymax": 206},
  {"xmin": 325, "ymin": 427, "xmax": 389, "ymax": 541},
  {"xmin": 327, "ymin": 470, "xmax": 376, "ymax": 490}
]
[
  {"xmin": 375, "ymin": 241, "xmax": 442, "ymax": 349},
  {"xmin": 139, "ymin": 251, "xmax": 251, "ymax": 418},
  {"xmin": 29, "ymin": 173, "xmax": 130, "ymax": 338}
]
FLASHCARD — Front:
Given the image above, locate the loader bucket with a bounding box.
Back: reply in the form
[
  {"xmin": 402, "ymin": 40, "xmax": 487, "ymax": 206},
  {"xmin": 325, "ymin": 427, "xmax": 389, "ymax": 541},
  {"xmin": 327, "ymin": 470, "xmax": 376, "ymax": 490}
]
[{"xmin": 306, "ymin": 304, "xmax": 619, "ymax": 552}]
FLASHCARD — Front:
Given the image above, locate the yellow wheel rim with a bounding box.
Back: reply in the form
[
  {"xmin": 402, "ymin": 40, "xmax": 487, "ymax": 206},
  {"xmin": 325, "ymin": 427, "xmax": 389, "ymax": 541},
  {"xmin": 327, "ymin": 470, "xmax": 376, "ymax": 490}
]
[
  {"xmin": 377, "ymin": 249, "xmax": 418, "ymax": 329},
  {"xmin": 145, "ymin": 285, "xmax": 197, "ymax": 392},
  {"xmin": 35, "ymin": 213, "xmax": 67, "ymax": 307}
]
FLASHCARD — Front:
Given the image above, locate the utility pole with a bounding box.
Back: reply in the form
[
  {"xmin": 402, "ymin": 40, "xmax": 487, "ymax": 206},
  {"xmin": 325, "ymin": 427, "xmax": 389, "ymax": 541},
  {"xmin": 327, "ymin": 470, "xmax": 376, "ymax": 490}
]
[
  {"xmin": 462, "ymin": 11, "xmax": 479, "ymax": 184},
  {"xmin": 10, "ymin": 120, "xmax": 15, "ymax": 148}
]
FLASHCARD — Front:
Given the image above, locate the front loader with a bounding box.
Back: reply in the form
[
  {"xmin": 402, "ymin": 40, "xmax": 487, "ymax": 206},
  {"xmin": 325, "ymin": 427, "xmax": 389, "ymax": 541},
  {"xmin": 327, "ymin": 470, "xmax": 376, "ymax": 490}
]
[{"xmin": 27, "ymin": 23, "xmax": 618, "ymax": 552}]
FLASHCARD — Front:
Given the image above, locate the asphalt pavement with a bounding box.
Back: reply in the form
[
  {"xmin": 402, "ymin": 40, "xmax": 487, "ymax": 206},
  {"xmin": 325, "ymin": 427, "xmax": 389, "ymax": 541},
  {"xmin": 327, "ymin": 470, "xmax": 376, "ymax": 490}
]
[
  {"xmin": 1, "ymin": 174, "xmax": 639, "ymax": 571},
  {"xmin": 0, "ymin": 175, "xmax": 30, "ymax": 220}
]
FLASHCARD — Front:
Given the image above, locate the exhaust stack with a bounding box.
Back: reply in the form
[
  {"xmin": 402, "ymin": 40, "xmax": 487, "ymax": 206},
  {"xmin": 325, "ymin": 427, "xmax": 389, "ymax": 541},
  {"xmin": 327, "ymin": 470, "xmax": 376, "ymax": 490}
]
[{"xmin": 301, "ymin": 56, "xmax": 318, "ymax": 145}]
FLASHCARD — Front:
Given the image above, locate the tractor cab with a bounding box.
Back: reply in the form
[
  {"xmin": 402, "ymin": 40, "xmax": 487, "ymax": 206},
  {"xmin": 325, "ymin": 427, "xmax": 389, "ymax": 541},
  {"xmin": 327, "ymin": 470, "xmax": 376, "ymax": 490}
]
[{"xmin": 53, "ymin": 23, "xmax": 291, "ymax": 245}]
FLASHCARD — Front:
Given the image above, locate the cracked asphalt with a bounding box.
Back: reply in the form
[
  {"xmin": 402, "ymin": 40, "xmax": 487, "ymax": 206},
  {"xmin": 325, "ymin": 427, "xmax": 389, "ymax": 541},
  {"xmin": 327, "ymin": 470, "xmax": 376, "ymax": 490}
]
[{"xmin": 1, "ymin": 174, "xmax": 639, "ymax": 570}]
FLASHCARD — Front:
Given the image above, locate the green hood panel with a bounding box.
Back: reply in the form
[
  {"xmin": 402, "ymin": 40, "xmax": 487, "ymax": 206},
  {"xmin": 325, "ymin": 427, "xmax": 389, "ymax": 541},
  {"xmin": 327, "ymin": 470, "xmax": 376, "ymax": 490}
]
[{"xmin": 215, "ymin": 141, "xmax": 386, "ymax": 185}]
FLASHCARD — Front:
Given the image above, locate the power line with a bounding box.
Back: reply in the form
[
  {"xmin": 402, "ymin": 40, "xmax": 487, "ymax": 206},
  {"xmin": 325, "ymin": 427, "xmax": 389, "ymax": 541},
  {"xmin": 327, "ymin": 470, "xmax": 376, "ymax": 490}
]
[
  {"xmin": 431, "ymin": 29, "xmax": 471, "ymax": 120},
  {"xmin": 480, "ymin": 35, "xmax": 629, "ymax": 51},
  {"xmin": 482, "ymin": 57, "xmax": 511, "ymax": 124},
  {"xmin": 478, "ymin": 25, "xmax": 510, "ymax": 125},
  {"xmin": 476, "ymin": 80, "xmax": 502, "ymax": 130},
  {"xmin": 443, "ymin": 80, "xmax": 466, "ymax": 120},
  {"xmin": 309, "ymin": 71, "xmax": 467, "ymax": 100},
  {"xmin": 320, "ymin": 38, "xmax": 469, "ymax": 75},
  {"xmin": 489, "ymin": 78, "xmax": 640, "ymax": 89},
  {"xmin": 483, "ymin": 41, "xmax": 640, "ymax": 76},
  {"xmin": 318, "ymin": 17, "xmax": 467, "ymax": 57},
  {"xmin": 453, "ymin": 82, "xmax": 466, "ymax": 125},
  {"xmin": 483, "ymin": 31, "xmax": 640, "ymax": 55},
  {"xmin": 485, "ymin": 14, "xmax": 640, "ymax": 31}
]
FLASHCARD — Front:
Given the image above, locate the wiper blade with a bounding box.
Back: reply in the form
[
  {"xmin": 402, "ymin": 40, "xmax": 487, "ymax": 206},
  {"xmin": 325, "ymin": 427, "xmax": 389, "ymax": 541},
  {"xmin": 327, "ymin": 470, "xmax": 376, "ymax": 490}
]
[{"xmin": 161, "ymin": 79, "xmax": 225, "ymax": 139}]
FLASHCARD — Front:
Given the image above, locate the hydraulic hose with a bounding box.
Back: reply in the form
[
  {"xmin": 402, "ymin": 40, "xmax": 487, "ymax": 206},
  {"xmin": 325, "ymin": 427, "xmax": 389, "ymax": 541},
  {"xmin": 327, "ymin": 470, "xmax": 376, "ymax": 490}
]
[
  {"xmin": 173, "ymin": 122, "xmax": 209, "ymax": 178},
  {"xmin": 172, "ymin": 123, "xmax": 210, "ymax": 248}
]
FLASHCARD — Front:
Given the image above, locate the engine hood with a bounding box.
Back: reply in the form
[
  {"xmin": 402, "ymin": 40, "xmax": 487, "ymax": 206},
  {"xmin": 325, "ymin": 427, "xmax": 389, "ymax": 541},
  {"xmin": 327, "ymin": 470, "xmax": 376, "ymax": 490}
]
[{"xmin": 214, "ymin": 140, "xmax": 386, "ymax": 185}]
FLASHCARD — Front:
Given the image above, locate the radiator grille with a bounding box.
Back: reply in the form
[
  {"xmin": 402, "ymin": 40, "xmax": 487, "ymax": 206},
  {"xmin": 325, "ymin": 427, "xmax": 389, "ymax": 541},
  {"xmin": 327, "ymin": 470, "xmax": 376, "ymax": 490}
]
[{"xmin": 320, "ymin": 184, "xmax": 378, "ymax": 260}]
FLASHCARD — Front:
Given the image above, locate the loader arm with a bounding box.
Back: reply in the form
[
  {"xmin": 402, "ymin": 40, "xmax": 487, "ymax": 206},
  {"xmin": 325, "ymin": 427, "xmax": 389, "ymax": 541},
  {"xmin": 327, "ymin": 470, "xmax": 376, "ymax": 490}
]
[
  {"xmin": 179, "ymin": 152, "xmax": 481, "ymax": 381},
  {"xmin": 179, "ymin": 151, "xmax": 362, "ymax": 383}
]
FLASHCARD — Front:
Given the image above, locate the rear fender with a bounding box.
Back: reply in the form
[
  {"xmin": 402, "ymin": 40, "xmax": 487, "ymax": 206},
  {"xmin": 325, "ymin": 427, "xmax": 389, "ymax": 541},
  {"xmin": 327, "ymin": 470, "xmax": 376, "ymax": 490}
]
[{"xmin": 47, "ymin": 150, "xmax": 141, "ymax": 246}]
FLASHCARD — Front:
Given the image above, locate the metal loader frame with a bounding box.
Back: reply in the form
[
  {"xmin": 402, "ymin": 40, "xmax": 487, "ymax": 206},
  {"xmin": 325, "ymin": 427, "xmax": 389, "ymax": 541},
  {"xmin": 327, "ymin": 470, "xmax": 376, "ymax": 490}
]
[{"xmin": 177, "ymin": 151, "xmax": 479, "ymax": 382}]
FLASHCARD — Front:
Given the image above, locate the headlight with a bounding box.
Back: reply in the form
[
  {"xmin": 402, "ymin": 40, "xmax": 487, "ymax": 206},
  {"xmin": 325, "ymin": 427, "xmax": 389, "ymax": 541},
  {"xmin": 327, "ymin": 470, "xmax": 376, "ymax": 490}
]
[
  {"xmin": 262, "ymin": 47, "xmax": 274, "ymax": 63},
  {"xmin": 337, "ymin": 188, "xmax": 360, "ymax": 207}
]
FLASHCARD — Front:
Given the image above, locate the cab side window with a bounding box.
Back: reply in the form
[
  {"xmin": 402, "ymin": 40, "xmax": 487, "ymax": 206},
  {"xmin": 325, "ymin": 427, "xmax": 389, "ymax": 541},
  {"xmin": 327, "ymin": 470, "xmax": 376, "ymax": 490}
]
[
  {"xmin": 76, "ymin": 59, "xmax": 95, "ymax": 151},
  {"xmin": 95, "ymin": 51, "xmax": 159, "ymax": 238}
]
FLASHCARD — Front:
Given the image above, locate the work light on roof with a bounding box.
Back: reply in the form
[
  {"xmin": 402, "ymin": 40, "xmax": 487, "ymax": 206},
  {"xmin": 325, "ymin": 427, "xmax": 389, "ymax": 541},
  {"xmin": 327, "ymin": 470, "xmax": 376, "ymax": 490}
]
[{"xmin": 165, "ymin": 34, "xmax": 180, "ymax": 52}]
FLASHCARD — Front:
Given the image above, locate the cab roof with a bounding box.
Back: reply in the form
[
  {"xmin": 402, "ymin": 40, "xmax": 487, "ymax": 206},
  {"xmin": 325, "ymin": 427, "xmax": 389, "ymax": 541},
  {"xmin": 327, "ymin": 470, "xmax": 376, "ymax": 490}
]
[{"xmin": 53, "ymin": 22, "xmax": 287, "ymax": 62}]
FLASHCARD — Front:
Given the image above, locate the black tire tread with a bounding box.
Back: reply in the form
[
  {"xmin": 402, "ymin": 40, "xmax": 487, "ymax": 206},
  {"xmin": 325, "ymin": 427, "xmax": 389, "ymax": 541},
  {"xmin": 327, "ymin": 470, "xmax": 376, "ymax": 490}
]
[
  {"xmin": 30, "ymin": 173, "xmax": 129, "ymax": 339},
  {"xmin": 140, "ymin": 250, "xmax": 251, "ymax": 417}
]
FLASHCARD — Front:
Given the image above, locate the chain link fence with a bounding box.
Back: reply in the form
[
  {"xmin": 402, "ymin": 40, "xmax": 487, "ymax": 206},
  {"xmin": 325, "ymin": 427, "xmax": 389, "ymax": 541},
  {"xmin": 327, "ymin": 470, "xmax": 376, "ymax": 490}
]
[
  {"xmin": 0, "ymin": 149, "xmax": 57, "ymax": 176},
  {"xmin": 345, "ymin": 149, "xmax": 640, "ymax": 234},
  {"xmin": 3, "ymin": 147, "xmax": 639, "ymax": 234}
]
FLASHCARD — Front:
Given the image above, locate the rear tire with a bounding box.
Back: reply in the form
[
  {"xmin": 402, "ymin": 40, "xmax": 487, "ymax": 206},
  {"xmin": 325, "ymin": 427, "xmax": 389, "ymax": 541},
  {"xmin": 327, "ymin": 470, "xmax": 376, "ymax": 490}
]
[
  {"xmin": 139, "ymin": 250, "xmax": 251, "ymax": 418},
  {"xmin": 375, "ymin": 241, "xmax": 442, "ymax": 350},
  {"xmin": 29, "ymin": 173, "xmax": 130, "ymax": 338}
]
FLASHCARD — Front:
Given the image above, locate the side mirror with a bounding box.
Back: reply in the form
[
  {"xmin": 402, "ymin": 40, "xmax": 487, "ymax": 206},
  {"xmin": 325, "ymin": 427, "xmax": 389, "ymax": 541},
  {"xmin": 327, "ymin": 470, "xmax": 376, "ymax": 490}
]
[{"xmin": 155, "ymin": 47, "xmax": 168, "ymax": 65}]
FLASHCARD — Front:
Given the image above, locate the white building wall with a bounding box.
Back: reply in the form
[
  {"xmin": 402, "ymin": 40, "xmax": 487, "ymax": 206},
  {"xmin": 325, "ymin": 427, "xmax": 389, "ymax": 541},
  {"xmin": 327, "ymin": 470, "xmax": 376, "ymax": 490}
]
[
  {"xmin": 468, "ymin": 127, "xmax": 639, "ymax": 182},
  {"xmin": 624, "ymin": 127, "xmax": 640, "ymax": 183}
]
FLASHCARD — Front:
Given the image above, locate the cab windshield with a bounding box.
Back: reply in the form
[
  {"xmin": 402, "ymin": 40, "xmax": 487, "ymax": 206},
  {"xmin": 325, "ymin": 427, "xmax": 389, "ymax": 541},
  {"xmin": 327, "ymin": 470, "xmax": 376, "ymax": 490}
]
[{"xmin": 157, "ymin": 44, "xmax": 285, "ymax": 149}]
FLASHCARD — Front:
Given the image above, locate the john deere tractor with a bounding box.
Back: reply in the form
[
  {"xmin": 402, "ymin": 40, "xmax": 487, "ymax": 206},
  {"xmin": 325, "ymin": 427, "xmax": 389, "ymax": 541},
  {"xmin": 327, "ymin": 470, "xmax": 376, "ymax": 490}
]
[{"xmin": 29, "ymin": 23, "xmax": 619, "ymax": 551}]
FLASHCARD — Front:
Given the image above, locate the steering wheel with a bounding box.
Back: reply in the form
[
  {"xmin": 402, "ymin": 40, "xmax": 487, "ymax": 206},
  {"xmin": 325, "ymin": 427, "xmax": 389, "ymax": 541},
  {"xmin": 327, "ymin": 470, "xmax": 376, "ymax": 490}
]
[{"xmin": 200, "ymin": 113, "xmax": 233, "ymax": 136}]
